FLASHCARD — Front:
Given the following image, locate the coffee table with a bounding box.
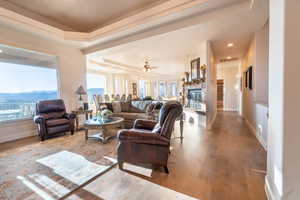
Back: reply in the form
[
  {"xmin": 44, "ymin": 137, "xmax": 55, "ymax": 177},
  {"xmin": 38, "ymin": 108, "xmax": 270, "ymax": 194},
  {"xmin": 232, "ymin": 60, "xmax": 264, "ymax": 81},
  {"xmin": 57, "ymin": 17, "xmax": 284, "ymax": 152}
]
[{"xmin": 84, "ymin": 117, "xmax": 124, "ymax": 143}]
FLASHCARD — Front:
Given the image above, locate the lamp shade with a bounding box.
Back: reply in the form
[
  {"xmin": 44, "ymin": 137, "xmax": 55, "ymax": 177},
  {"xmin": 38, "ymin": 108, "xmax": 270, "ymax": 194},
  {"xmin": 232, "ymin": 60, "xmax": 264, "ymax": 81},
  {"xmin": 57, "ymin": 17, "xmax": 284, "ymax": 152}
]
[{"xmin": 75, "ymin": 85, "xmax": 87, "ymax": 95}]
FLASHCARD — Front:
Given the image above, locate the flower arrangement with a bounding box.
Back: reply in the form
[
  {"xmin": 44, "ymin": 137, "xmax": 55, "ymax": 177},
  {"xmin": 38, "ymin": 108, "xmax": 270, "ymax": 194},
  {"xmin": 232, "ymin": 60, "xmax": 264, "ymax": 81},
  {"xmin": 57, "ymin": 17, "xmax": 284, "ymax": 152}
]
[{"xmin": 100, "ymin": 109, "xmax": 113, "ymax": 120}]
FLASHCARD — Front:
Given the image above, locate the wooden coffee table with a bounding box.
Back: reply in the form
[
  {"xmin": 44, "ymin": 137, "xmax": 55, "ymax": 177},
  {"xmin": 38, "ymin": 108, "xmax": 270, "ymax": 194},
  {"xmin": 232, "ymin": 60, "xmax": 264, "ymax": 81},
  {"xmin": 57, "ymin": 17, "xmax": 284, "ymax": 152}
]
[{"xmin": 84, "ymin": 117, "xmax": 124, "ymax": 143}]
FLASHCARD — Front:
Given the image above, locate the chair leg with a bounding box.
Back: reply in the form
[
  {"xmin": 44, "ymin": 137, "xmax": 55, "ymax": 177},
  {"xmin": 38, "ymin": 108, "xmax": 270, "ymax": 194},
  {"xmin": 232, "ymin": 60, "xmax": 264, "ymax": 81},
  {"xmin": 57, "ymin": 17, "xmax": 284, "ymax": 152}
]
[
  {"xmin": 118, "ymin": 162, "xmax": 124, "ymax": 170},
  {"xmin": 164, "ymin": 166, "xmax": 169, "ymax": 174},
  {"xmin": 71, "ymin": 130, "xmax": 74, "ymax": 135}
]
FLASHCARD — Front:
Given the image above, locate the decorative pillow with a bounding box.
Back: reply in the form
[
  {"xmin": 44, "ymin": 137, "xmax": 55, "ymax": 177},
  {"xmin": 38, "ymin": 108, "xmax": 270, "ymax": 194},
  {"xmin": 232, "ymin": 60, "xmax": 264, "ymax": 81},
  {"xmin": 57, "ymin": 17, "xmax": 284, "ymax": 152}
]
[
  {"xmin": 99, "ymin": 104, "xmax": 107, "ymax": 111},
  {"xmin": 146, "ymin": 103, "xmax": 156, "ymax": 114},
  {"xmin": 112, "ymin": 102, "xmax": 122, "ymax": 113},
  {"xmin": 120, "ymin": 102, "xmax": 131, "ymax": 112},
  {"xmin": 152, "ymin": 123, "xmax": 161, "ymax": 134},
  {"xmin": 130, "ymin": 101, "xmax": 145, "ymax": 113},
  {"xmin": 103, "ymin": 103, "xmax": 113, "ymax": 112},
  {"xmin": 154, "ymin": 102, "xmax": 163, "ymax": 110}
]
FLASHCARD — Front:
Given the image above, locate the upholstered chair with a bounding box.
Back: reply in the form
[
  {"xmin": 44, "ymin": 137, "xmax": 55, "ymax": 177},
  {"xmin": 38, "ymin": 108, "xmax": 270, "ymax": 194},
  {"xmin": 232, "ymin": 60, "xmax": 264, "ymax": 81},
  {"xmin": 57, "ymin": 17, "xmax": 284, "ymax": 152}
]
[
  {"xmin": 93, "ymin": 95, "xmax": 103, "ymax": 114},
  {"xmin": 33, "ymin": 99, "xmax": 76, "ymax": 141},
  {"xmin": 120, "ymin": 94, "xmax": 126, "ymax": 102},
  {"xmin": 104, "ymin": 94, "xmax": 110, "ymax": 102},
  {"xmin": 115, "ymin": 94, "xmax": 121, "ymax": 101},
  {"xmin": 117, "ymin": 101, "xmax": 183, "ymax": 174},
  {"xmin": 126, "ymin": 94, "xmax": 132, "ymax": 102}
]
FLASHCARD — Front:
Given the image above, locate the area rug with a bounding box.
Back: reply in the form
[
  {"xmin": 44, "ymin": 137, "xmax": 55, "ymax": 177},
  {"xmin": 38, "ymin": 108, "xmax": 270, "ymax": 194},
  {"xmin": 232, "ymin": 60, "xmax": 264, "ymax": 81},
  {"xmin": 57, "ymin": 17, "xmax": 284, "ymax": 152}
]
[{"xmin": 0, "ymin": 131, "xmax": 118, "ymax": 200}]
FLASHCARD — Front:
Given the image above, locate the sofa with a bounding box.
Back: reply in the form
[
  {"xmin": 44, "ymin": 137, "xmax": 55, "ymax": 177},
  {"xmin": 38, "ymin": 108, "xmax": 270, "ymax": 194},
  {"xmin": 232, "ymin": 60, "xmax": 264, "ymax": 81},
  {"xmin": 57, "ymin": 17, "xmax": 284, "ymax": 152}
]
[{"xmin": 103, "ymin": 101, "xmax": 163, "ymax": 128}]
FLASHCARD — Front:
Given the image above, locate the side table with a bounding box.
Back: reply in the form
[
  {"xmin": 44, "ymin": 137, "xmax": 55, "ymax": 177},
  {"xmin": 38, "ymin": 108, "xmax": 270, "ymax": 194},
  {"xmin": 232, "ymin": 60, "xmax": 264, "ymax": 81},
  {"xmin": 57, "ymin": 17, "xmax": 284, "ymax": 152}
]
[{"xmin": 71, "ymin": 109, "xmax": 93, "ymax": 131}]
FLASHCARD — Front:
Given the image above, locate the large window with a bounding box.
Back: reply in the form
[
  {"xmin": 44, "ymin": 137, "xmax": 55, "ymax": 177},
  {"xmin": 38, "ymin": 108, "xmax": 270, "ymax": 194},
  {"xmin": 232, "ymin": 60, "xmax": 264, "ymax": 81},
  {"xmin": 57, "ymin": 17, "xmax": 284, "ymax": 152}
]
[
  {"xmin": 0, "ymin": 62, "xmax": 58, "ymax": 122},
  {"xmin": 170, "ymin": 82, "xmax": 178, "ymax": 97},
  {"xmin": 87, "ymin": 73, "xmax": 106, "ymax": 104},
  {"xmin": 159, "ymin": 81, "xmax": 166, "ymax": 97},
  {"xmin": 139, "ymin": 80, "xmax": 148, "ymax": 98}
]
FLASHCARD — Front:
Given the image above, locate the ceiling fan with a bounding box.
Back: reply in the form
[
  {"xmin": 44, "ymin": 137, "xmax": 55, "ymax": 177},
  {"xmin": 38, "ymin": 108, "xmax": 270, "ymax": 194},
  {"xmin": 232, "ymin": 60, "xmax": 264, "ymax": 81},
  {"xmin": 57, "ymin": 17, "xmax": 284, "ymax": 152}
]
[{"xmin": 143, "ymin": 60, "xmax": 158, "ymax": 72}]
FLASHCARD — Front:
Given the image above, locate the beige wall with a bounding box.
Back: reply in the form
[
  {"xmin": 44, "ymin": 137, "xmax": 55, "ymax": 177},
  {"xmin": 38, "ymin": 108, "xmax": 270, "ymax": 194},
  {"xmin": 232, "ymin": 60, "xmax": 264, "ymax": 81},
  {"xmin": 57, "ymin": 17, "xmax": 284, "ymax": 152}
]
[
  {"xmin": 206, "ymin": 41, "xmax": 217, "ymax": 129},
  {"xmin": 0, "ymin": 24, "xmax": 86, "ymax": 143},
  {"xmin": 241, "ymin": 23, "xmax": 269, "ymax": 150}
]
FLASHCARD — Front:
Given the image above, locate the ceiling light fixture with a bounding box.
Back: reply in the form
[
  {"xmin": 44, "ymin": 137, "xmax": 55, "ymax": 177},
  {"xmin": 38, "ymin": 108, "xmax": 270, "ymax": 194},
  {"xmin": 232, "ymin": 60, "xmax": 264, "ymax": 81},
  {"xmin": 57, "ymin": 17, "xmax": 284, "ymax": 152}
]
[
  {"xmin": 0, "ymin": 49, "xmax": 3, "ymax": 53},
  {"xmin": 227, "ymin": 43, "xmax": 234, "ymax": 47},
  {"xmin": 227, "ymin": 56, "xmax": 232, "ymax": 60},
  {"xmin": 143, "ymin": 60, "xmax": 157, "ymax": 72}
]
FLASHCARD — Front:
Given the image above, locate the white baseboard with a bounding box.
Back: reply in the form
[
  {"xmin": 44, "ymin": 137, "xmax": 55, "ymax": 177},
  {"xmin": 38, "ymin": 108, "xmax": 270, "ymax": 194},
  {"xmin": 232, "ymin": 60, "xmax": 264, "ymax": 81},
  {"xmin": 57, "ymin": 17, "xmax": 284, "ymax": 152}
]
[
  {"xmin": 207, "ymin": 112, "xmax": 217, "ymax": 130},
  {"xmin": 244, "ymin": 118, "xmax": 267, "ymax": 151},
  {"xmin": 265, "ymin": 176, "xmax": 276, "ymax": 200}
]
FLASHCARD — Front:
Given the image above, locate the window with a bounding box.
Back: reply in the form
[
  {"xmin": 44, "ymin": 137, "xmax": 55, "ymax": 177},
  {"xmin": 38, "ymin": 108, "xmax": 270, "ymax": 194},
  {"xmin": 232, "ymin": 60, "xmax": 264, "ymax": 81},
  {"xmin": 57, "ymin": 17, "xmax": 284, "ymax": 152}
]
[
  {"xmin": 171, "ymin": 82, "xmax": 178, "ymax": 96},
  {"xmin": 0, "ymin": 62, "xmax": 58, "ymax": 122},
  {"xmin": 86, "ymin": 73, "xmax": 106, "ymax": 104},
  {"xmin": 114, "ymin": 77, "xmax": 121, "ymax": 95},
  {"xmin": 159, "ymin": 81, "xmax": 166, "ymax": 97},
  {"xmin": 153, "ymin": 81, "xmax": 158, "ymax": 98},
  {"xmin": 139, "ymin": 80, "xmax": 147, "ymax": 98}
]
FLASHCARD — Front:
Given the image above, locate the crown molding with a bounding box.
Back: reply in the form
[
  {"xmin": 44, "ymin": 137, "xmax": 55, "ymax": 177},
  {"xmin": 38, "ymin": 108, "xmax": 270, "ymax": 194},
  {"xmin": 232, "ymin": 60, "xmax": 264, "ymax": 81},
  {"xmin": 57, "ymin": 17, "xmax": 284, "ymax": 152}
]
[{"xmin": 0, "ymin": 0, "xmax": 209, "ymax": 43}]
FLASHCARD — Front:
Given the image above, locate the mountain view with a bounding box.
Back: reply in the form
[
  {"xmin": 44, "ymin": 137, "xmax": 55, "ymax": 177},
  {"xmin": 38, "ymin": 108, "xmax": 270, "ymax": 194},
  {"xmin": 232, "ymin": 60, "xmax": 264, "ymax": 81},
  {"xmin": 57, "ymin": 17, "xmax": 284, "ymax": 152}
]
[{"xmin": 0, "ymin": 88, "xmax": 104, "ymax": 122}]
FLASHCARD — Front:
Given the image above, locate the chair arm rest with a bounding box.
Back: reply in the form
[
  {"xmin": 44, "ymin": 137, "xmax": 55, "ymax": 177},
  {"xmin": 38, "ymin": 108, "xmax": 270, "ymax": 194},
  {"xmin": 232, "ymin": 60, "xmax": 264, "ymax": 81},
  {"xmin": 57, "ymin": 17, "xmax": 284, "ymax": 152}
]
[
  {"xmin": 118, "ymin": 129, "xmax": 169, "ymax": 146},
  {"xmin": 64, "ymin": 113, "xmax": 76, "ymax": 120},
  {"xmin": 33, "ymin": 115, "xmax": 46, "ymax": 124},
  {"xmin": 133, "ymin": 119, "xmax": 157, "ymax": 130}
]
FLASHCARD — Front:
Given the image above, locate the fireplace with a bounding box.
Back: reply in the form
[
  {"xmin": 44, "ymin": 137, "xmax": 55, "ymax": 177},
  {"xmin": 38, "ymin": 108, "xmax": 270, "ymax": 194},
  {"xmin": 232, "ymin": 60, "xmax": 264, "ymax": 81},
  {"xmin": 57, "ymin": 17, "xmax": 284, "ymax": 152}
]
[{"xmin": 186, "ymin": 88, "xmax": 206, "ymax": 111}]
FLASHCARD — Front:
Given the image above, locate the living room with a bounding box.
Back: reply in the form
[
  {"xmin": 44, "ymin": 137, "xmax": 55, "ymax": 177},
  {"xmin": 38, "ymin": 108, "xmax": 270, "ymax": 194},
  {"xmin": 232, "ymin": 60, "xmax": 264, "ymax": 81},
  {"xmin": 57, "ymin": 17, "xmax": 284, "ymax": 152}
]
[{"xmin": 1, "ymin": 0, "xmax": 300, "ymax": 200}]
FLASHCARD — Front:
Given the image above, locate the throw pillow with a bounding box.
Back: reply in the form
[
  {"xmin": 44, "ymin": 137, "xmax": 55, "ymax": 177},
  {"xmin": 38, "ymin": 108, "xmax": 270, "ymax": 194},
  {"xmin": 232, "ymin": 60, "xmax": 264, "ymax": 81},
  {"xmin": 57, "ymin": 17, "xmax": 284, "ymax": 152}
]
[
  {"xmin": 120, "ymin": 102, "xmax": 131, "ymax": 112},
  {"xmin": 112, "ymin": 102, "xmax": 122, "ymax": 113}
]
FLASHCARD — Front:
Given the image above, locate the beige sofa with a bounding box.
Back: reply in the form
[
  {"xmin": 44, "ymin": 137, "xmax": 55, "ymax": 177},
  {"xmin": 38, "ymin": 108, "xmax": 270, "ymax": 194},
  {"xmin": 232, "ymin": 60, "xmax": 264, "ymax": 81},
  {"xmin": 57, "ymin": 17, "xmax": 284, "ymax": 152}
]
[{"xmin": 103, "ymin": 101, "xmax": 162, "ymax": 128}]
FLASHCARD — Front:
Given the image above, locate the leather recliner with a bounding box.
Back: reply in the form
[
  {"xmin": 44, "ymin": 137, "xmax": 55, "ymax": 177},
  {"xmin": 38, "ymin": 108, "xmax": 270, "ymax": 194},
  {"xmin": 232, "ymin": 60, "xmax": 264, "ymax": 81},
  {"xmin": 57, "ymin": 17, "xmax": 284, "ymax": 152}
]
[
  {"xmin": 33, "ymin": 99, "xmax": 76, "ymax": 141},
  {"xmin": 117, "ymin": 101, "xmax": 183, "ymax": 174}
]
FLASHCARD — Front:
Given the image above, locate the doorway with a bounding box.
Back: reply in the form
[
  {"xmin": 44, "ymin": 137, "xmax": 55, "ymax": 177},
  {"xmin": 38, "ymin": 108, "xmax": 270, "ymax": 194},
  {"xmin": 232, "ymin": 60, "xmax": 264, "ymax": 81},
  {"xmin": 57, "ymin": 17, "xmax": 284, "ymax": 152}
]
[{"xmin": 217, "ymin": 79, "xmax": 224, "ymax": 110}]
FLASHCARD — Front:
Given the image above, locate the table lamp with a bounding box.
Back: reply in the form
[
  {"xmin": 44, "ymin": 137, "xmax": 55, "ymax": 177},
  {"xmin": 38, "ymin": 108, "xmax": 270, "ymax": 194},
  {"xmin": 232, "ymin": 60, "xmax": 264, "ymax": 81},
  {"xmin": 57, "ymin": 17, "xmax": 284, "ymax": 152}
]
[{"xmin": 75, "ymin": 85, "xmax": 87, "ymax": 110}]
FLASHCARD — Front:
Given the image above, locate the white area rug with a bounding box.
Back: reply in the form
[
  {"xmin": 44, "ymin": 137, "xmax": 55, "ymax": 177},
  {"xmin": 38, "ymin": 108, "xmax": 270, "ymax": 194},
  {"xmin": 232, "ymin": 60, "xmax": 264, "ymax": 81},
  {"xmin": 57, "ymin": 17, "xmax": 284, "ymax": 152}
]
[
  {"xmin": 18, "ymin": 151, "xmax": 117, "ymax": 200},
  {"xmin": 37, "ymin": 151, "xmax": 116, "ymax": 185}
]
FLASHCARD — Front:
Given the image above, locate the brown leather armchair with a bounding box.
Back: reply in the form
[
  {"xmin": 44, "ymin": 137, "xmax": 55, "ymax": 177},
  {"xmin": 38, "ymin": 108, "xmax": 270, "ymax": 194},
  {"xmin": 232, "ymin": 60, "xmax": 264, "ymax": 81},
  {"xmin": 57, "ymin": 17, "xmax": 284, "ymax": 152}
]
[
  {"xmin": 117, "ymin": 101, "xmax": 183, "ymax": 174},
  {"xmin": 33, "ymin": 99, "xmax": 76, "ymax": 141}
]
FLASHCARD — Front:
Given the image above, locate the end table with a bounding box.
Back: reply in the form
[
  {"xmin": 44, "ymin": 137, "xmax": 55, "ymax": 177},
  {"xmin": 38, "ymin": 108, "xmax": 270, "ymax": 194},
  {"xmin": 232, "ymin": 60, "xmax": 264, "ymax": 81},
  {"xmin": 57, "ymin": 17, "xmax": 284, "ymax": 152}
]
[{"xmin": 71, "ymin": 109, "xmax": 93, "ymax": 131}]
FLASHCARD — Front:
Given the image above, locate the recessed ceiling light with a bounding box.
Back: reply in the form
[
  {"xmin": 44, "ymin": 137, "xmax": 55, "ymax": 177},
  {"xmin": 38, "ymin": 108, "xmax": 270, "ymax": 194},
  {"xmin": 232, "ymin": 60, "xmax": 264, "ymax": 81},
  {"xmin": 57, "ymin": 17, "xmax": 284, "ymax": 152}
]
[
  {"xmin": 0, "ymin": 49, "xmax": 2, "ymax": 53},
  {"xmin": 227, "ymin": 43, "xmax": 234, "ymax": 47},
  {"xmin": 227, "ymin": 56, "xmax": 232, "ymax": 59}
]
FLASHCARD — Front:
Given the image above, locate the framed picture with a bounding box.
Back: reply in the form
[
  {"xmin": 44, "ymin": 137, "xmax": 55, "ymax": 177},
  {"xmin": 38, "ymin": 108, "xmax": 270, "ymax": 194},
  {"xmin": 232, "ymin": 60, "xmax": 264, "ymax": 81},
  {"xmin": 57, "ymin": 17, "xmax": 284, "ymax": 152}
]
[
  {"xmin": 248, "ymin": 66, "xmax": 253, "ymax": 90},
  {"xmin": 191, "ymin": 58, "xmax": 200, "ymax": 80},
  {"xmin": 245, "ymin": 71, "xmax": 248, "ymax": 88},
  {"xmin": 132, "ymin": 83, "xmax": 137, "ymax": 95}
]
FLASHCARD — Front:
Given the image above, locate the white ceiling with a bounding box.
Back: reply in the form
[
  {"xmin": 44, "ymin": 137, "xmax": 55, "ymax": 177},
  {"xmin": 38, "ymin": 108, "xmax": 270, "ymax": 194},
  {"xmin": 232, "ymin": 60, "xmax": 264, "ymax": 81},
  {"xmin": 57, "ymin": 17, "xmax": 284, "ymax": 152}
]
[{"xmin": 88, "ymin": 0, "xmax": 268, "ymax": 76}]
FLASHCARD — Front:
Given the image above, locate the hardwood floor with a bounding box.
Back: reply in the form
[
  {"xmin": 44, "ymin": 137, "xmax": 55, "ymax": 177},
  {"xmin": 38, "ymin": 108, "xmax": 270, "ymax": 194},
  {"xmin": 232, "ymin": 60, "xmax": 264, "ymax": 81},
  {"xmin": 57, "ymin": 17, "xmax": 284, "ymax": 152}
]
[{"xmin": 0, "ymin": 111, "xmax": 267, "ymax": 200}]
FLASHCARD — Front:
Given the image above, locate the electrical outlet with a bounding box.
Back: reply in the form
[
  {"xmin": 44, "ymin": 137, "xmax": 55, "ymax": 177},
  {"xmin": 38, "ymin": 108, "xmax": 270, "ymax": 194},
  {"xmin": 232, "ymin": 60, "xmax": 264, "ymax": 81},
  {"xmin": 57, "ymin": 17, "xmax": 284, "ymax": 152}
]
[{"xmin": 257, "ymin": 124, "xmax": 263, "ymax": 136}]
